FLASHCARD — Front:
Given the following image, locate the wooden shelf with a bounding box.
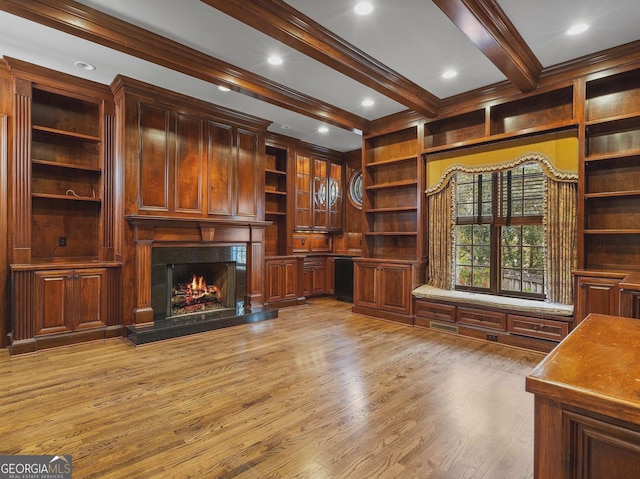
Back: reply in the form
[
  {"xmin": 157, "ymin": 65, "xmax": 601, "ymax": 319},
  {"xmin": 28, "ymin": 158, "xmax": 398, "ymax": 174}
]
[
  {"xmin": 365, "ymin": 154, "xmax": 417, "ymax": 167},
  {"xmin": 584, "ymin": 150, "xmax": 640, "ymax": 162},
  {"xmin": 585, "ymin": 112, "xmax": 640, "ymax": 127},
  {"xmin": 365, "ymin": 179, "xmax": 418, "ymax": 190},
  {"xmin": 365, "ymin": 206, "xmax": 418, "ymax": 213},
  {"xmin": 265, "ymin": 210, "xmax": 287, "ymax": 216},
  {"xmin": 584, "ymin": 190, "xmax": 640, "ymax": 199},
  {"xmin": 32, "ymin": 124, "xmax": 101, "ymax": 142},
  {"xmin": 32, "ymin": 192, "xmax": 101, "ymax": 203},
  {"xmin": 265, "ymin": 189, "xmax": 287, "ymax": 196},
  {"xmin": 584, "ymin": 229, "xmax": 640, "ymax": 235},
  {"xmin": 423, "ymin": 121, "xmax": 578, "ymax": 154},
  {"xmin": 265, "ymin": 168, "xmax": 287, "ymax": 176},
  {"xmin": 32, "ymin": 158, "xmax": 102, "ymax": 173}
]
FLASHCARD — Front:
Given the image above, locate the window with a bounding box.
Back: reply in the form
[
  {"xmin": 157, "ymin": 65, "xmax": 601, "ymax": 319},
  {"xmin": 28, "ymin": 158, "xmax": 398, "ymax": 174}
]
[{"xmin": 454, "ymin": 163, "xmax": 545, "ymax": 299}]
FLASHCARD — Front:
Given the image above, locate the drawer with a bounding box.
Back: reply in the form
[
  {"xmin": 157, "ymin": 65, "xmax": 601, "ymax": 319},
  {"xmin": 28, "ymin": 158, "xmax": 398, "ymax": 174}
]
[
  {"xmin": 311, "ymin": 234, "xmax": 332, "ymax": 252},
  {"xmin": 414, "ymin": 300, "xmax": 456, "ymax": 323},
  {"xmin": 507, "ymin": 314, "xmax": 569, "ymax": 342},
  {"xmin": 457, "ymin": 307, "xmax": 506, "ymax": 330},
  {"xmin": 292, "ymin": 235, "xmax": 311, "ymax": 253}
]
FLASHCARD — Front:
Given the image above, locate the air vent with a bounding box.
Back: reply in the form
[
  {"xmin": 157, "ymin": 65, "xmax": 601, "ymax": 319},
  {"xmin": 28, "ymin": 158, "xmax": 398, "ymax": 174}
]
[{"xmin": 429, "ymin": 321, "xmax": 458, "ymax": 334}]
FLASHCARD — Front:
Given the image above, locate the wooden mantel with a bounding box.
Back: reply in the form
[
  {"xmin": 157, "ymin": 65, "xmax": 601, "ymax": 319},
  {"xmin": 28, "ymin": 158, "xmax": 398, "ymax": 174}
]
[{"xmin": 526, "ymin": 313, "xmax": 640, "ymax": 478}]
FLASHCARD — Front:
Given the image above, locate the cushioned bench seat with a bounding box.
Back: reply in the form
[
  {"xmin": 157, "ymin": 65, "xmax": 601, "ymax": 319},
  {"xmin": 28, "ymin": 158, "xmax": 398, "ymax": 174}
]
[{"xmin": 412, "ymin": 284, "xmax": 574, "ymax": 317}]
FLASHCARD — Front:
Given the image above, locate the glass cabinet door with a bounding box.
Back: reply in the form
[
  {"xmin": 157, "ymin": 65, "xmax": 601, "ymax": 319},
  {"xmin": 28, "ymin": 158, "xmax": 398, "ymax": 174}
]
[
  {"xmin": 295, "ymin": 154, "xmax": 311, "ymax": 229},
  {"xmin": 313, "ymin": 158, "xmax": 328, "ymax": 230},
  {"xmin": 329, "ymin": 161, "xmax": 343, "ymax": 231}
]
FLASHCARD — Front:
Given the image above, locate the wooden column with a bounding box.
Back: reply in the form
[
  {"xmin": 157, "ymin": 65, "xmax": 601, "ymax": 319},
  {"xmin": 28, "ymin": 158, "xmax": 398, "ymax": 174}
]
[{"xmin": 132, "ymin": 225, "xmax": 154, "ymax": 325}]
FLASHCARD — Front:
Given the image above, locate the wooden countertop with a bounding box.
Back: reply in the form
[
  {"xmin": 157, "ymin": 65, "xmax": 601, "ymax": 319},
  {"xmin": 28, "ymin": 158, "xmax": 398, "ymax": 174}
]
[{"xmin": 526, "ymin": 313, "xmax": 640, "ymax": 424}]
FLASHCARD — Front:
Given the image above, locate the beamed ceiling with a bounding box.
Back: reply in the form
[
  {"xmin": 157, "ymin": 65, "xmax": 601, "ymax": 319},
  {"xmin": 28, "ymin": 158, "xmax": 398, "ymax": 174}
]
[{"xmin": 1, "ymin": 0, "xmax": 640, "ymax": 151}]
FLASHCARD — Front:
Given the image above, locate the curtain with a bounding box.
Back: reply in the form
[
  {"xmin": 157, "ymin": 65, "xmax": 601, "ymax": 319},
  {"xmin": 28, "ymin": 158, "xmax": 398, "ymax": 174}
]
[
  {"xmin": 545, "ymin": 178, "xmax": 577, "ymax": 304},
  {"xmin": 427, "ymin": 179, "xmax": 453, "ymax": 289}
]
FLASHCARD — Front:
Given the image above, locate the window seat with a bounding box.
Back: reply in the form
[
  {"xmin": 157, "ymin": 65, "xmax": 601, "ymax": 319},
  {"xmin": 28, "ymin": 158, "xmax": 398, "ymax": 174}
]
[
  {"xmin": 412, "ymin": 285, "xmax": 573, "ymax": 352},
  {"xmin": 412, "ymin": 284, "xmax": 573, "ymax": 317}
]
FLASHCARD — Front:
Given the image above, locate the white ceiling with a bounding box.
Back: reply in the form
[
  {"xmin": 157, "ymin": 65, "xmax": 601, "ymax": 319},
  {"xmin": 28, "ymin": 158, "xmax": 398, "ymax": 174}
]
[{"xmin": 1, "ymin": 0, "xmax": 639, "ymax": 152}]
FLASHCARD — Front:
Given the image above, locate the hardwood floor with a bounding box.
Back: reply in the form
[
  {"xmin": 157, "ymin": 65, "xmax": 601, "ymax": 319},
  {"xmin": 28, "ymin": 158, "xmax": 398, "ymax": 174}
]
[{"xmin": 0, "ymin": 298, "xmax": 545, "ymax": 478}]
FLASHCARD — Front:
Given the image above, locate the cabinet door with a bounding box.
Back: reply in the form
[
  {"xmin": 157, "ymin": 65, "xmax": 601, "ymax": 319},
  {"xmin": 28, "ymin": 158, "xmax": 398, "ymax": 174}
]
[
  {"xmin": 311, "ymin": 265, "xmax": 326, "ymax": 296},
  {"xmin": 326, "ymin": 257, "xmax": 335, "ymax": 295},
  {"xmin": 575, "ymin": 276, "xmax": 620, "ymax": 323},
  {"xmin": 34, "ymin": 270, "xmax": 74, "ymax": 336},
  {"xmin": 313, "ymin": 158, "xmax": 328, "ymax": 230},
  {"xmin": 354, "ymin": 262, "xmax": 378, "ymax": 309},
  {"xmin": 282, "ymin": 260, "xmax": 298, "ymax": 299},
  {"xmin": 328, "ymin": 161, "xmax": 343, "ymax": 231},
  {"xmin": 265, "ymin": 260, "xmax": 284, "ymax": 302},
  {"xmin": 378, "ymin": 263, "xmax": 411, "ymax": 314},
  {"xmin": 73, "ymin": 268, "xmax": 107, "ymax": 330},
  {"xmin": 295, "ymin": 154, "xmax": 312, "ymax": 230}
]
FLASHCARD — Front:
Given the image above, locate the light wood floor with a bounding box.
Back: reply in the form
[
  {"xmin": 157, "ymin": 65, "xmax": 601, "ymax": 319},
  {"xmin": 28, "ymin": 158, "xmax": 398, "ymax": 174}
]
[{"xmin": 0, "ymin": 298, "xmax": 545, "ymax": 478}]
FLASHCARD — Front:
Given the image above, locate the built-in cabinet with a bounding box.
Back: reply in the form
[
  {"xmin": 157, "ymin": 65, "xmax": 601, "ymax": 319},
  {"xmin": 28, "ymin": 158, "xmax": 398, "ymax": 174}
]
[
  {"xmin": 354, "ymin": 124, "xmax": 426, "ymax": 323},
  {"xmin": 294, "ymin": 151, "xmax": 342, "ymax": 232},
  {"xmin": 34, "ymin": 268, "xmax": 107, "ymax": 336},
  {"xmin": 362, "ymin": 125, "xmax": 423, "ymax": 260},
  {"xmin": 581, "ymin": 68, "xmax": 640, "ymax": 272},
  {"xmin": 353, "ymin": 258, "xmax": 424, "ymax": 324},
  {"xmin": 574, "ymin": 67, "xmax": 640, "ymax": 321},
  {"xmin": 265, "ymin": 142, "xmax": 289, "ymax": 257},
  {"xmin": 5, "ymin": 59, "xmax": 121, "ymax": 354},
  {"xmin": 573, "ymin": 271, "xmax": 624, "ymax": 324},
  {"xmin": 265, "ymin": 256, "xmax": 300, "ymax": 305}
]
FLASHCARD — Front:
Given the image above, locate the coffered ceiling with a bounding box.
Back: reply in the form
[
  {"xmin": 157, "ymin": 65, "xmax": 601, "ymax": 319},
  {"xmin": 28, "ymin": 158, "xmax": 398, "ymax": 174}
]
[{"xmin": 1, "ymin": 0, "xmax": 639, "ymax": 151}]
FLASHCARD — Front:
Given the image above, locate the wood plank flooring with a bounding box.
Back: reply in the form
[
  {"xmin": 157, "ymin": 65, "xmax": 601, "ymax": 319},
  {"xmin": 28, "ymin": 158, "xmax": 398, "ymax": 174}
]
[{"xmin": 0, "ymin": 298, "xmax": 545, "ymax": 478}]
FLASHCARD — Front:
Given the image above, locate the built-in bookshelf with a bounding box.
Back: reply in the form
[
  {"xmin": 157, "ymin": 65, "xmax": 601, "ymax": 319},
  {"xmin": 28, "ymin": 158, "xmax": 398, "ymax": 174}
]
[
  {"xmin": 423, "ymin": 85, "xmax": 575, "ymax": 154},
  {"xmin": 30, "ymin": 86, "xmax": 103, "ymax": 260},
  {"xmin": 362, "ymin": 126, "xmax": 422, "ymax": 260},
  {"xmin": 265, "ymin": 142, "xmax": 289, "ymax": 256},
  {"xmin": 582, "ymin": 68, "xmax": 640, "ymax": 271}
]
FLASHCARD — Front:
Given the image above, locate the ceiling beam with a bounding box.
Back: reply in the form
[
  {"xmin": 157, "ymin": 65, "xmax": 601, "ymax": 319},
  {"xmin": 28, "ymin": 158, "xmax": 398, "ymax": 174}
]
[
  {"xmin": 433, "ymin": 0, "xmax": 542, "ymax": 92},
  {"xmin": 201, "ymin": 0, "xmax": 440, "ymax": 118},
  {"xmin": 0, "ymin": 0, "xmax": 370, "ymax": 133}
]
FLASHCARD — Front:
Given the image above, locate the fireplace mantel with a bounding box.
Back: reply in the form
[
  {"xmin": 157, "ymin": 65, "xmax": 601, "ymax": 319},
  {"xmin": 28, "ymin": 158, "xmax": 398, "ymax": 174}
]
[{"xmin": 126, "ymin": 215, "xmax": 269, "ymax": 325}]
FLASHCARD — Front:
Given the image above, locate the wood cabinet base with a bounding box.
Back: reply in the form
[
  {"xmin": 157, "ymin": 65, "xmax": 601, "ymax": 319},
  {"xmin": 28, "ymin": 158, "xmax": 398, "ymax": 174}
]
[{"xmin": 8, "ymin": 325, "xmax": 123, "ymax": 355}]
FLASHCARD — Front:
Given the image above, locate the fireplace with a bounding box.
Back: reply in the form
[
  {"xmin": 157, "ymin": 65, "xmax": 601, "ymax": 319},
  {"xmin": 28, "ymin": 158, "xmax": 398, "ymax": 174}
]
[{"xmin": 151, "ymin": 245, "xmax": 247, "ymax": 323}]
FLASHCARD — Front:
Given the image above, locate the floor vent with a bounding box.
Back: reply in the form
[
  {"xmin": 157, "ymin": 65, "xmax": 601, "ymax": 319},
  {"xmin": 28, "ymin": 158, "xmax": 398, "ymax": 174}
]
[{"xmin": 429, "ymin": 321, "xmax": 458, "ymax": 334}]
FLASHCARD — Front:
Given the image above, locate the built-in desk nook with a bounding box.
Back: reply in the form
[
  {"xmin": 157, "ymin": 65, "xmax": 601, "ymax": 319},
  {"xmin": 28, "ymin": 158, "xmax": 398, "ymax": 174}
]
[{"xmin": 526, "ymin": 313, "xmax": 640, "ymax": 478}]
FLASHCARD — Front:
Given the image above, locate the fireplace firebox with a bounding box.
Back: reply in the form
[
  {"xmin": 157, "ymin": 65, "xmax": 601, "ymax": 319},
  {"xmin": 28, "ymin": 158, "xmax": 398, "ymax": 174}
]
[{"xmin": 151, "ymin": 245, "xmax": 247, "ymax": 323}]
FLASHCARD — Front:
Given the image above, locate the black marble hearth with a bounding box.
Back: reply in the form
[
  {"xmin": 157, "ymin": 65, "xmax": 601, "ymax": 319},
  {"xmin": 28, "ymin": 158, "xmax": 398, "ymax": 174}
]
[{"xmin": 125, "ymin": 307, "xmax": 278, "ymax": 345}]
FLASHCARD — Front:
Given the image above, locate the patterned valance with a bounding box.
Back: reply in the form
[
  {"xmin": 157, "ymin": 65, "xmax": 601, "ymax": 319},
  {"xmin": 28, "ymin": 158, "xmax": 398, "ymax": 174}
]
[{"xmin": 426, "ymin": 130, "xmax": 578, "ymax": 195}]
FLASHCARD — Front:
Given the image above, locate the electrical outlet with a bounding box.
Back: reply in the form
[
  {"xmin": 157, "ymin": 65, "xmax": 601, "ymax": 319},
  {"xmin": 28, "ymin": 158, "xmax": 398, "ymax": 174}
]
[
  {"xmin": 486, "ymin": 334, "xmax": 498, "ymax": 342},
  {"xmin": 58, "ymin": 237, "xmax": 67, "ymax": 247}
]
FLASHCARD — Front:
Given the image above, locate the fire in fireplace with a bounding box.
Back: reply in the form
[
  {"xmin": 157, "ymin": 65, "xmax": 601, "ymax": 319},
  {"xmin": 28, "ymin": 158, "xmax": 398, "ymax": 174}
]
[
  {"xmin": 151, "ymin": 245, "xmax": 247, "ymax": 323},
  {"xmin": 168, "ymin": 262, "xmax": 234, "ymax": 318}
]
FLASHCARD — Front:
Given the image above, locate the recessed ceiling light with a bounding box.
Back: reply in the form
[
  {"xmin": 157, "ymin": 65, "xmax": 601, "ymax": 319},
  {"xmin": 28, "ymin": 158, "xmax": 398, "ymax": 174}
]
[
  {"xmin": 267, "ymin": 55, "xmax": 283, "ymax": 65},
  {"xmin": 218, "ymin": 85, "xmax": 231, "ymax": 92},
  {"xmin": 442, "ymin": 69, "xmax": 458, "ymax": 79},
  {"xmin": 280, "ymin": 124, "xmax": 291, "ymax": 130},
  {"xmin": 354, "ymin": 2, "xmax": 373, "ymax": 15},
  {"xmin": 566, "ymin": 23, "xmax": 589, "ymax": 36},
  {"xmin": 74, "ymin": 60, "xmax": 95, "ymax": 71},
  {"xmin": 318, "ymin": 126, "xmax": 329, "ymax": 133},
  {"xmin": 362, "ymin": 98, "xmax": 374, "ymax": 107}
]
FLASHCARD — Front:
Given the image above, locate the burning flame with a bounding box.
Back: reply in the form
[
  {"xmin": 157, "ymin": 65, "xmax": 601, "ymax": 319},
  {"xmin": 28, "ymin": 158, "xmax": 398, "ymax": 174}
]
[{"xmin": 188, "ymin": 274, "xmax": 219, "ymax": 296}]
